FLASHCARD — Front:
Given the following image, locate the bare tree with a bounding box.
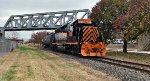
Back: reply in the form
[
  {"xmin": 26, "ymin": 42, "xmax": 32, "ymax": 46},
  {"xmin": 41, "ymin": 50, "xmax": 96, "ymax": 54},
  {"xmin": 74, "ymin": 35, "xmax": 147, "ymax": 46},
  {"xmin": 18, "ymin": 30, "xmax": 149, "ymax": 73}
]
[{"xmin": 30, "ymin": 31, "xmax": 49, "ymax": 45}]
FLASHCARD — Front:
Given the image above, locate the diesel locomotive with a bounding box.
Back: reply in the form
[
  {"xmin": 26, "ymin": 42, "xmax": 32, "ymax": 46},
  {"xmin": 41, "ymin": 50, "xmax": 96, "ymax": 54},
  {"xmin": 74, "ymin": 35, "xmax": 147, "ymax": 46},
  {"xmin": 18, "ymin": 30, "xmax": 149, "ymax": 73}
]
[{"xmin": 42, "ymin": 19, "xmax": 106, "ymax": 57}]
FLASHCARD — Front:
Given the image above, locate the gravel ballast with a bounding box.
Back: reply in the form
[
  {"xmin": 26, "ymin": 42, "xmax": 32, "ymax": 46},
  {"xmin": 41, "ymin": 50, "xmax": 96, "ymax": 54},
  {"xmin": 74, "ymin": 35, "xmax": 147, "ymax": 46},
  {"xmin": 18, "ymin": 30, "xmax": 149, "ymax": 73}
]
[{"xmin": 48, "ymin": 50, "xmax": 150, "ymax": 81}]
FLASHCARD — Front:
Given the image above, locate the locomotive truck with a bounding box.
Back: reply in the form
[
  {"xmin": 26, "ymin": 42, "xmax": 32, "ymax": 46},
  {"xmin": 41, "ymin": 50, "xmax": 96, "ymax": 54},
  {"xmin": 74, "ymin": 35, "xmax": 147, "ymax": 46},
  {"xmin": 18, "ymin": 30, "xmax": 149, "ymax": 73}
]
[{"xmin": 42, "ymin": 19, "xmax": 106, "ymax": 57}]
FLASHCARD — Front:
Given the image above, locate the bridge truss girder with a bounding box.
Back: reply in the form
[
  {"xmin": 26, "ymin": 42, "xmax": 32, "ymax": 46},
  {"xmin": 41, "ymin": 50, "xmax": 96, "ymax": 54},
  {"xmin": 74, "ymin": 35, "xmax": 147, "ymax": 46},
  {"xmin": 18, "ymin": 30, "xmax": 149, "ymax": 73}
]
[{"xmin": 4, "ymin": 9, "xmax": 90, "ymax": 31}]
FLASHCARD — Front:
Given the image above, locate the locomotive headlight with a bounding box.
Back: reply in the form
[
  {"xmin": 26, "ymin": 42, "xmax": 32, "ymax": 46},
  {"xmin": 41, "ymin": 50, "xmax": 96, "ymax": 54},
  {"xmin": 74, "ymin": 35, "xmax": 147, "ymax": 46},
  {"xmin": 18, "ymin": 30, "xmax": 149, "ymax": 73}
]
[
  {"xmin": 88, "ymin": 21, "xmax": 92, "ymax": 24},
  {"xmin": 85, "ymin": 42, "xmax": 88, "ymax": 44},
  {"xmin": 78, "ymin": 19, "xmax": 92, "ymax": 24},
  {"xmin": 99, "ymin": 42, "xmax": 102, "ymax": 45}
]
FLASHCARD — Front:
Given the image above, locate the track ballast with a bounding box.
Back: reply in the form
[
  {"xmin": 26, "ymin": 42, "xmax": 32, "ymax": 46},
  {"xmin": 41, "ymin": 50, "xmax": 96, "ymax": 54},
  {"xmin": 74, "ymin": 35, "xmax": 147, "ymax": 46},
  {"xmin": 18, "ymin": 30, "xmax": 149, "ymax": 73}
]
[{"xmin": 94, "ymin": 57, "xmax": 150, "ymax": 74}]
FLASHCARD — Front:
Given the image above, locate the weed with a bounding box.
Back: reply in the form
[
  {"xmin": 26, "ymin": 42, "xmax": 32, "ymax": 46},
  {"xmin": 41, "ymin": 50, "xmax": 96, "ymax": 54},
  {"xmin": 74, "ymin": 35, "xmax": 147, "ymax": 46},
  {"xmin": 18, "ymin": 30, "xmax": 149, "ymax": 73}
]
[
  {"xmin": 59, "ymin": 75, "xmax": 69, "ymax": 81},
  {"xmin": 58, "ymin": 62, "xmax": 79, "ymax": 68},
  {"xmin": 48, "ymin": 64, "xmax": 55, "ymax": 69},
  {"xmin": 30, "ymin": 50, "xmax": 58, "ymax": 60},
  {"xmin": 27, "ymin": 65, "xmax": 33, "ymax": 76},
  {"xmin": 0, "ymin": 60, "xmax": 4, "ymax": 65},
  {"xmin": 0, "ymin": 63, "xmax": 17, "ymax": 81}
]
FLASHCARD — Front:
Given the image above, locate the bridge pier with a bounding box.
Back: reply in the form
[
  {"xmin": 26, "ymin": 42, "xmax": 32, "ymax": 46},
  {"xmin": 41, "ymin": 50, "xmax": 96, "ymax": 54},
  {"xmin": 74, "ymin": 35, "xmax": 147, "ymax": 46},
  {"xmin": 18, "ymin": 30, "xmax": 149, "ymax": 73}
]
[
  {"xmin": 0, "ymin": 27, "xmax": 5, "ymax": 40},
  {"xmin": 0, "ymin": 27, "xmax": 5, "ymax": 54}
]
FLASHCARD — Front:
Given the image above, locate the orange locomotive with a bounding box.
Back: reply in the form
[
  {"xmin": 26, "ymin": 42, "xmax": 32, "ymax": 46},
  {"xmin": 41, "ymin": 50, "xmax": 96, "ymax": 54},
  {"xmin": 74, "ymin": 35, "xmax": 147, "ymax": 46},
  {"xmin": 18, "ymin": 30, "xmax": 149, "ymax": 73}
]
[{"xmin": 42, "ymin": 19, "xmax": 106, "ymax": 57}]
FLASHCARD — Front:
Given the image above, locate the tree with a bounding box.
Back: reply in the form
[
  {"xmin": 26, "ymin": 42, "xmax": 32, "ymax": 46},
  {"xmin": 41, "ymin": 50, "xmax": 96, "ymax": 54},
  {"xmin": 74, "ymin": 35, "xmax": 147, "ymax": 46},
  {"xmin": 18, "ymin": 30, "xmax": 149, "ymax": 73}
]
[
  {"xmin": 91, "ymin": 0, "xmax": 129, "ymax": 52},
  {"xmin": 113, "ymin": 0, "xmax": 150, "ymax": 52},
  {"xmin": 91, "ymin": 0, "xmax": 129, "ymax": 44},
  {"xmin": 127, "ymin": 0, "xmax": 150, "ymax": 38},
  {"xmin": 30, "ymin": 31, "xmax": 49, "ymax": 45},
  {"xmin": 91, "ymin": 0, "xmax": 150, "ymax": 52}
]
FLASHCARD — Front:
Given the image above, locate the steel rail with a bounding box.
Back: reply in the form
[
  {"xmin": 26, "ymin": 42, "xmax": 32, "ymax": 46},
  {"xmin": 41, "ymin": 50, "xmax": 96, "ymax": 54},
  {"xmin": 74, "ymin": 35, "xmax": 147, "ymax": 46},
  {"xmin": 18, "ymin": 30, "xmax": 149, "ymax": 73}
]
[{"xmin": 95, "ymin": 57, "xmax": 150, "ymax": 74}]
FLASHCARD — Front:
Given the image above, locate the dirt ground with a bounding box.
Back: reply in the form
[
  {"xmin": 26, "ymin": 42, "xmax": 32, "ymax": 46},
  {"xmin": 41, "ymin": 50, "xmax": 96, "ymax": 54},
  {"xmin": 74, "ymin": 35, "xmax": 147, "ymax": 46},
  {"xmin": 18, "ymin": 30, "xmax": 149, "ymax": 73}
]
[{"xmin": 0, "ymin": 45, "xmax": 119, "ymax": 81}]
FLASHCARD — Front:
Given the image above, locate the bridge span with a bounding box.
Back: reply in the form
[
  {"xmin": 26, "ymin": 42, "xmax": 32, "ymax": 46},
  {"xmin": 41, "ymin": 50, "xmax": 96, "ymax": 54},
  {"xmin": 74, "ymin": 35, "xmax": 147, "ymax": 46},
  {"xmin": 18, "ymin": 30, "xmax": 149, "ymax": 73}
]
[{"xmin": 4, "ymin": 9, "xmax": 90, "ymax": 31}]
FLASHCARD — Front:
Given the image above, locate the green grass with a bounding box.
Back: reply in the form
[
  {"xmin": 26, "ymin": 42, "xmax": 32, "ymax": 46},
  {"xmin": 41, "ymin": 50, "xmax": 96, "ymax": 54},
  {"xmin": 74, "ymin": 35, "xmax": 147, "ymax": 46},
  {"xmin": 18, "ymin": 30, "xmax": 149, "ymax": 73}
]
[
  {"xmin": 18, "ymin": 45, "xmax": 37, "ymax": 52},
  {"xmin": 106, "ymin": 52, "xmax": 150, "ymax": 64},
  {"xmin": 59, "ymin": 74, "xmax": 70, "ymax": 81},
  {"xmin": 30, "ymin": 50, "xmax": 58, "ymax": 60},
  {"xmin": 27, "ymin": 65, "xmax": 33, "ymax": 76},
  {"xmin": 0, "ymin": 60, "xmax": 4, "ymax": 65},
  {"xmin": 58, "ymin": 62, "xmax": 79, "ymax": 68},
  {"xmin": 18, "ymin": 45, "xmax": 57, "ymax": 60},
  {"xmin": 0, "ymin": 63, "xmax": 17, "ymax": 81},
  {"xmin": 33, "ymin": 51, "xmax": 57, "ymax": 60},
  {"xmin": 0, "ymin": 45, "xmax": 119, "ymax": 81}
]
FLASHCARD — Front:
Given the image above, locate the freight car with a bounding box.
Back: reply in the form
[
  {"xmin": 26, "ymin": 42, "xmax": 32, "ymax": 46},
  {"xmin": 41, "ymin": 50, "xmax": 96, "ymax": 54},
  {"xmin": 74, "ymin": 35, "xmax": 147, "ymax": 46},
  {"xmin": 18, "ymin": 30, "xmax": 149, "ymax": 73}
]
[{"xmin": 42, "ymin": 19, "xmax": 106, "ymax": 57}]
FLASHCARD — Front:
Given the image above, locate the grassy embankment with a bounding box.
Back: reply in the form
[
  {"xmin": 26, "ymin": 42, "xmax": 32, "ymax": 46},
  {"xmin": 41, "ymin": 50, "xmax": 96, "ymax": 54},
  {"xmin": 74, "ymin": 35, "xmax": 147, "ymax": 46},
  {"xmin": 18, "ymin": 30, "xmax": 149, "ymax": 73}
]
[
  {"xmin": 106, "ymin": 52, "xmax": 150, "ymax": 65},
  {"xmin": 0, "ymin": 45, "xmax": 119, "ymax": 81}
]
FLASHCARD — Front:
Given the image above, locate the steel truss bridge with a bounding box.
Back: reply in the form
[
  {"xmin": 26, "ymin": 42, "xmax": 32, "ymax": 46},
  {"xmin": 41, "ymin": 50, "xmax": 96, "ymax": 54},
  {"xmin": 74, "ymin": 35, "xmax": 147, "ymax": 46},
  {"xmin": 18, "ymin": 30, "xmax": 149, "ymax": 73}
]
[{"xmin": 3, "ymin": 9, "xmax": 90, "ymax": 31}]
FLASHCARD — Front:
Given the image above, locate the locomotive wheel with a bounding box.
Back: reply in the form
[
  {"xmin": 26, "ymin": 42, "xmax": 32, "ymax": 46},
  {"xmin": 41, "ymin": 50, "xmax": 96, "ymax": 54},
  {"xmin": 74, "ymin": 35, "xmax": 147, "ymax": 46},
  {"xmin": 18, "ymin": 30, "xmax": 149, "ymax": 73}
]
[
  {"xmin": 43, "ymin": 45, "xmax": 47, "ymax": 48},
  {"xmin": 71, "ymin": 45, "xmax": 80, "ymax": 54},
  {"xmin": 53, "ymin": 45, "xmax": 57, "ymax": 51}
]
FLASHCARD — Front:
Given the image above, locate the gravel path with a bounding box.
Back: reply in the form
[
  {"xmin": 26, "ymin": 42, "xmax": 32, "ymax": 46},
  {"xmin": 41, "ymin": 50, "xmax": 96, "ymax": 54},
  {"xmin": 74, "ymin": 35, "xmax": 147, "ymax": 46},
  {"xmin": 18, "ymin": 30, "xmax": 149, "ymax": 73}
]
[{"xmin": 49, "ymin": 50, "xmax": 150, "ymax": 81}]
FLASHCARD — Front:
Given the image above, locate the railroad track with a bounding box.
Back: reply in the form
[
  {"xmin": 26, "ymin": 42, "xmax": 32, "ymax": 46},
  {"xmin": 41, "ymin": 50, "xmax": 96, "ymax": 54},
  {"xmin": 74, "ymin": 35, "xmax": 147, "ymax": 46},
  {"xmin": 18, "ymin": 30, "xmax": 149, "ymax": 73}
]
[
  {"xmin": 95, "ymin": 57, "xmax": 150, "ymax": 74},
  {"xmin": 43, "ymin": 48, "xmax": 150, "ymax": 74}
]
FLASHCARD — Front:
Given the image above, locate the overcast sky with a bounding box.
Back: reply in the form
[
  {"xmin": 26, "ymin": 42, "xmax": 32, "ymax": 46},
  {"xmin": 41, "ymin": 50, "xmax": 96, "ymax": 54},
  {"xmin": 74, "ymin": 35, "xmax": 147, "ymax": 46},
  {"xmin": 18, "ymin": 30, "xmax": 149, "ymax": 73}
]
[{"xmin": 0, "ymin": 0, "xmax": 99, "ymax": 40}]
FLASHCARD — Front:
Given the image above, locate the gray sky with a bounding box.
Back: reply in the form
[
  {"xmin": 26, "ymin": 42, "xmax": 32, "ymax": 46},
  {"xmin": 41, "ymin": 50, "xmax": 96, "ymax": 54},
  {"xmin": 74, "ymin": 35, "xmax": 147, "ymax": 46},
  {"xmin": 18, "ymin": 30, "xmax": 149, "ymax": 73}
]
[{"xmin": 0, "ymin": 0, "xmax": 99, "ymax": 40}]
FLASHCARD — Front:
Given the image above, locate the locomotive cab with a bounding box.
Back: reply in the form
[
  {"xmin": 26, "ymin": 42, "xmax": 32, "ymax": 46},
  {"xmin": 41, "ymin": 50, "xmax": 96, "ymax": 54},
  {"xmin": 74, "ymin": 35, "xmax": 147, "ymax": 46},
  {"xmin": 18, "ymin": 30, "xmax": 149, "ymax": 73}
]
[{"xmin": 72, "ymin": 19, "xmax": 106, "ymax": 57}]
